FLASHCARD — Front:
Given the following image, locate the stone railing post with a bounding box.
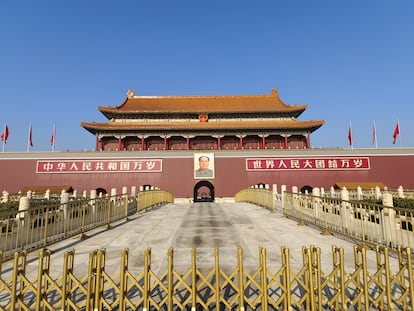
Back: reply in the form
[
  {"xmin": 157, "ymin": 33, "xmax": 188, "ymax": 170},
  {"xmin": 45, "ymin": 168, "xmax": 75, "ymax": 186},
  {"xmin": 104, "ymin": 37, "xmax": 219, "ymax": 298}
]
[
  {"xmin": 374, "ymin": 186, "xmax": 381, "ymax": 200},
  {"xmin": 381, "ymin": 190, "xmax": 395, "ymax": 246},
  {"xmin": 111, "ymin": 188, "xmax": 117, "ymax": 200},
  {"xmin": 90, "ymin": 189, "xmax": 97, "ymax": 216},
  {"xmin": 276, "ymin": 185, "xmax": 287, "ymax": 214},
  {"xmin": 1, "ymin": 191, "xmax": 9, "ymax": 203},
  {"xmin": 122, "ymin": 187, "xmax": 128, "ymax": 196},
  {"xmin": 280, "ymin": 184, "xmax": 287, "ymax": 212},
  {"xmin": 16, "ymin": 196, "xmax": 30, "ymax": 247},
  {"xmin": 45, "ymin": 189, "xmax": 51, "ymax": 200},
  {"xmin": 397, "ymin": 186, "xmax": 405, "ymax": 199},
  {"xmin": 340, "ymin": 187, "xmax": 350, "ymax": 229},
  {"xmin": 312, "ymin": 187, "xmax": 320, "ymax": 219},
  {"xmin": 122, "ymin": 186, "xmax": 129, "ymax": 217},
  {"xmin": 356, "ymin": 186, "xmax": 362, "ymax": 200},
  {"xmin": 292, "ymin": 186, "xmax": 299, "ymax": 210},
  {"xmin": 17, "ymin": 196, "xmax": 30, "ymax": 222},
  {"xmin": 330, "ymin": 186, "xmax": 335, "ymax": 198},
  {"xmin": 272, "ymin": 184, "xmax": 280, "ymax": 212},
  {"xmin": 131, "ymin": 186, "xmax": 137, "ymax": 198},
  {"xmin": 60, "ymin": 190, "xmax": 69, "ymax": 235}
]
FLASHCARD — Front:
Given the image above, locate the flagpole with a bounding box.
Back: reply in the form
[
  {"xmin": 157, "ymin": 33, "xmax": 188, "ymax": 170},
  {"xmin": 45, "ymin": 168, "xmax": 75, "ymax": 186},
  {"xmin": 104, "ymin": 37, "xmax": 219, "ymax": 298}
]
[
  {"xmin": 27, "ymin": 123, "xmax": 31, "ymax": 152},
  {"xmin": 51, "ymin": 123, "xmax": 56, "ymax": 152},
  {"xmin": 373, "ymin": 120, "xmax": 378, "ymax": 148},
  {"xmin": 2, "ymin": 123, "xmax": 5, "ymax": 153},
  {"xmin": 348, "ymin": 121, "xmax": 353, "ymax": 149},
  {"xmin": 398, "ymin": 118, "xmax": 402, "ymax": 148}
]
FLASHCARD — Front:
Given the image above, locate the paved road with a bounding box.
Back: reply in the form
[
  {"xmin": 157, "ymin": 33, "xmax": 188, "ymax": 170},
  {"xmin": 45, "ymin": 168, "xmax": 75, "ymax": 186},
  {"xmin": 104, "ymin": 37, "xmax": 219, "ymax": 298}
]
[{"xmin": 2, "ymin": 201, "xmax": 399, "ymax": 278}]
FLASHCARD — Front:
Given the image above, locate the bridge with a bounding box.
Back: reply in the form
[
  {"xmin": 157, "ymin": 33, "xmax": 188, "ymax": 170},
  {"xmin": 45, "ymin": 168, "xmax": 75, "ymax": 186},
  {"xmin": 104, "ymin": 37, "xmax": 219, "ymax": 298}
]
[{"xmin": 1, "ymin": 198, "xmax": 411, "ymax": 310}]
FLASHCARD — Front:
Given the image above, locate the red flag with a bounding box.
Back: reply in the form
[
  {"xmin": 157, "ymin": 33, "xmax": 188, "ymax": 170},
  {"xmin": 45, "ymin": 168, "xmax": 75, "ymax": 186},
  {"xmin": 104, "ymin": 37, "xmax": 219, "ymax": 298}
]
[
  {"xmin": 1, "ymin": 125, "xmax": 9, "ymax": 142},
  {"xmin": 51, "ymin": 124, "xmax": 56, "ymax": 146},
  {"xmin": 393, "ymin": 122, "xmax": 400, "ymax": 144},
  {"xmin": 348, "ymin": 124, "xmax": 352, "ymax": 146},
  {"xmin": 29, "ymin": 125, "xmax": 33, "ymax": 147},
  {"xmin": 372, "ymin": 123, "xmax": 377, "ymax": 145}
]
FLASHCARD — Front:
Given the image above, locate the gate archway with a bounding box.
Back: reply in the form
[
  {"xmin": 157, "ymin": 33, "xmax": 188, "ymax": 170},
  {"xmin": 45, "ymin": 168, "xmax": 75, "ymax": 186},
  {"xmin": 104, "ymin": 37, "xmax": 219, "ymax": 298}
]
[{"xmin": 193, "ymin": 180, "xmax": 215, "ymax": 202}]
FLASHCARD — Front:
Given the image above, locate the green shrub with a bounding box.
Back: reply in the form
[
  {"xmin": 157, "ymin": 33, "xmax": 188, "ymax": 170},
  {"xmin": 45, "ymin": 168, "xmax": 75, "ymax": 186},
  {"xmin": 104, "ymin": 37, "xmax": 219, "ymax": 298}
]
[
  {"xmin": 393, "ymin": 197, "xmax": 414, "ymax": 209},
  {"xmin": 0, "ymin": 201, "xmax": 19, "ymax": 213},
  {"xmin": 351, "ymin": 198, "xmax": 414, "ymax": 209}
]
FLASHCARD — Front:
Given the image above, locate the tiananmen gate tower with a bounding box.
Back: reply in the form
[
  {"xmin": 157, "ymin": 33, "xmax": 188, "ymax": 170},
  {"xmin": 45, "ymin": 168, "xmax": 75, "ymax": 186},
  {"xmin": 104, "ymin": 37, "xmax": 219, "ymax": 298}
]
[{"xmin": 80, "ymin": 88, "xmax": 324, "ymax": 152}]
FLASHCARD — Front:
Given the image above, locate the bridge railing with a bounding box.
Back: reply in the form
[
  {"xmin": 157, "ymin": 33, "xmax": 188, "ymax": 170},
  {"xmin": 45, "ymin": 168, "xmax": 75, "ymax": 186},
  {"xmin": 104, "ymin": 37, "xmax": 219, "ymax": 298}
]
[
  {"xmin": 0, "ymin": 190, "xmax": 174, "ymax": 262},
  {"xmin": 234, "ymin": 188, "xmax": 274, "ymax": 211},
  {"xmin": 236, "ymin": 186, "xmax": 414, "ymax": 253},
  {"xmin": 1, "ymin": 244, "xmax": 412, "ymax": 310},
  {"xmin": 282, "ymin": 192, "xmax": 414, "ymax": 252},
  {"xmin": 137, "ymin": 189, "xmax": 174, "ymax": 211}
]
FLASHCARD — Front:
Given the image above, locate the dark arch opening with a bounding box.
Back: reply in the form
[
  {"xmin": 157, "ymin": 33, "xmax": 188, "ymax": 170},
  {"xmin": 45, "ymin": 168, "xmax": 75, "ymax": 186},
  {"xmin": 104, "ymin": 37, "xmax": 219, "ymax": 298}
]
[
  {"xmin": 300, "ymin": 185, "xmax": 313, "ymax": 194},
  {"xmin": 142, "ymin": 184, "xmax": 152, "ymax": 191},
  {"xmin": 95, "ymin": 187, "xmax": 107, "ymax": 196},
  {"xmin": 193, "ymin": 180, "xmax": 215, "ymax": 202}
]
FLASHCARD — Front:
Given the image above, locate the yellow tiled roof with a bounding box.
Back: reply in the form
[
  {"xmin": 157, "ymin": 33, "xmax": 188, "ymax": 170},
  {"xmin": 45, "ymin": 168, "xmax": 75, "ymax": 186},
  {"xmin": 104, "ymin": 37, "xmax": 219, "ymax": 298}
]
[{"xmin": 98, "ymin": 89, "xmax": 307, "ymax": 115}]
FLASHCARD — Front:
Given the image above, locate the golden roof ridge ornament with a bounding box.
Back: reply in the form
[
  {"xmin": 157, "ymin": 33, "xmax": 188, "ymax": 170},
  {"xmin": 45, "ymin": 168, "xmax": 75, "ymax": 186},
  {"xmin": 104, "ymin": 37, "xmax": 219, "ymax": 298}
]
[{"xmin": 127, "ymin": 89, "xmax": 135, "ymax": 98}]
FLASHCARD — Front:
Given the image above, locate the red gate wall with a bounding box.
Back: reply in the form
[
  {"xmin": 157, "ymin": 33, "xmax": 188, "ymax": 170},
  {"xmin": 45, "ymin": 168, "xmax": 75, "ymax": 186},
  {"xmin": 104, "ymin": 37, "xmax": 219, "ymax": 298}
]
[{"xmin": 1, "ymin": 149, "xmax": 413, "ymax": 198}]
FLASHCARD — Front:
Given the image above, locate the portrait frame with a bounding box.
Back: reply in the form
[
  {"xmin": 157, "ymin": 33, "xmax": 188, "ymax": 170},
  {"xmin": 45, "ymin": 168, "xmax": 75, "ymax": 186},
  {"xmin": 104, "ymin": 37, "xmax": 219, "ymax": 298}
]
[{"xmin": 194, "ymin": 152, "xmax": 215, "ymax": 179}]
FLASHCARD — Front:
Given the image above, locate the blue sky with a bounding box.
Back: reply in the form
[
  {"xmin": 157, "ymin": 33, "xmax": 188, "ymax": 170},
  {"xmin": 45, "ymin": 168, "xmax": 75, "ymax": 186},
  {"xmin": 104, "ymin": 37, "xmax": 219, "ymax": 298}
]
[{"xmin": 0, "ymin": 1, "xmax": 413, "ymax": 152}]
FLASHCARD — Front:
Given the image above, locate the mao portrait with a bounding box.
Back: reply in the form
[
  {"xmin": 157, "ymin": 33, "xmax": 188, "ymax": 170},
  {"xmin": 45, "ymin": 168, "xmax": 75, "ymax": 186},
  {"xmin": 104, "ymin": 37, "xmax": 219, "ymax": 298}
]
[{"xmin": 194, "ymin": 153, "xmax": 215, "ymax": 179}]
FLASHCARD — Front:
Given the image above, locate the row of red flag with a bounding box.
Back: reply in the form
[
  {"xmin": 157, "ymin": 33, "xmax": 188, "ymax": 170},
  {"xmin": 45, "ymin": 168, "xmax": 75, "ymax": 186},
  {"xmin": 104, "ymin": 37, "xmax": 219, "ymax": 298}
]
[
  {"xmin": 1, "ymin": 123, "xmax": 56, "ymax": 150},
  {"xmin": 347, "ymin": 121, "xmax": 400, "ymax": 147},
  {"xmin": 0, "ymin": 121, "xmax": 404, "ymax": 149}
]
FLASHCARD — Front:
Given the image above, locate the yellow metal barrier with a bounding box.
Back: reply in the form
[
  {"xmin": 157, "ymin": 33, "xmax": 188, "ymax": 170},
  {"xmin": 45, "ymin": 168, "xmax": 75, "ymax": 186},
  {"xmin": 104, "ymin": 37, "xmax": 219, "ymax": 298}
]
[
  {"xmin": 0, "ymin": 191, "xmax": 174, "ymax": 262},
  {"xmin": 137, "ymin": 190, "xmax": 174, "ymax": 212},
  {"xmin": 0, "ymin": 195, "xmax": 134, "ymax": 262},
  {"xmin": 1, "ymin": 245, "xmax": 413, "ymax": 310},
  {"xmin": 282, "ymin": 192, "xmax": 414, "ymax": 252},
  {"xmin": 235, "ymin": 188, "xmax": 274, "ymax": 211}
]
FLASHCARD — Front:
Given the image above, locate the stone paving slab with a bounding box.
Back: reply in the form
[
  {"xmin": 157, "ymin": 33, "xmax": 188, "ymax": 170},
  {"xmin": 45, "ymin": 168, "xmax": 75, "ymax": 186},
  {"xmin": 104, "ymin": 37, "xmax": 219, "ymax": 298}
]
[{"xmin": 1, "ymin": 202, "xmax": 400, "ymax": 279}]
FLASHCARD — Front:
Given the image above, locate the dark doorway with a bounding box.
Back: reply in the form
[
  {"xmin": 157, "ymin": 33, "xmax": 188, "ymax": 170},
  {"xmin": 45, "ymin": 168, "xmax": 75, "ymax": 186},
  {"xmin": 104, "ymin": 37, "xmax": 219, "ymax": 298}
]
[
  {"xmin": 193, "ymin": 180, "xmax": 215, "ymax": 202},
  {"xmin": 300, "ymin": 185, "xmax": 313, "ymax": 194},
  {"xmin": 96, "ymin": 187, "xmax": 107, "ymax": 196}
]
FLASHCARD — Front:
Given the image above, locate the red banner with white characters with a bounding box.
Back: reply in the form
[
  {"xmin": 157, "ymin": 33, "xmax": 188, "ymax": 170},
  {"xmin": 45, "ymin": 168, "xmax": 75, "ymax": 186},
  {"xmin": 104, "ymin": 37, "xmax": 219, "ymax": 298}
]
[
  {"xmin": 37, "ymin": 159, "xmax": 162, "ymax": 173},
  {"xmin": 246, "ymin": 157, "xmax": 370, "ymax": 171}
]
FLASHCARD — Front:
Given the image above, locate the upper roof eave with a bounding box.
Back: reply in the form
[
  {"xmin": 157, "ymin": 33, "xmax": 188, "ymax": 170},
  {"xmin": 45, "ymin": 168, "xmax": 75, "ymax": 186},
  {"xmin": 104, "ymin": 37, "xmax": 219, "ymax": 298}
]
[{"xmin": 98, "ymin": 88, "xmax": 307, "ymax": 117}]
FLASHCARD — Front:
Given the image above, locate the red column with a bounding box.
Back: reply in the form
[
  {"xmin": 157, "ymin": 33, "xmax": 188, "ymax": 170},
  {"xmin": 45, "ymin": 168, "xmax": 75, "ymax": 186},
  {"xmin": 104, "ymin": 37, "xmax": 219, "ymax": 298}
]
[
  {"xmin": 164, "ymin": 135, "xmax": 168, "ymax": 150},
  {"xmin": 284, "ymin": 135, "xmax": 288, "ymax": 149},
  {"xmin": 306, "ymin": 133, "xmax": 310, "ymax": 148},
  {"xmin": 118, "ymin": 137, "xmax": 122, "ymax": 151},
  {"xmin": 239, "ymin": 136, "xmax": 243, "ymax": 149},
  {"xmin": 95, "ymin": 134, "xmax": 99, "ymax": 151},
  {"xmin": 218, "ymin": 136, "xmax": 221, "ymax": 149},
  {"xmin": 262, "ymin": 135, "xmax": 265, "ymax": 149},
  {"xmin": 141, "ymin": 135, "xmax": 145, "ymax": 150},
  {"xmin": 186, "ymin": 136, "xmax": 190, "ymax": 150}
]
